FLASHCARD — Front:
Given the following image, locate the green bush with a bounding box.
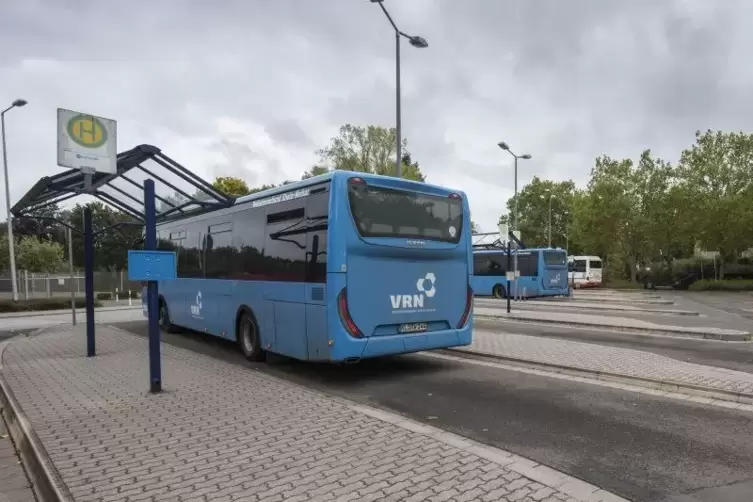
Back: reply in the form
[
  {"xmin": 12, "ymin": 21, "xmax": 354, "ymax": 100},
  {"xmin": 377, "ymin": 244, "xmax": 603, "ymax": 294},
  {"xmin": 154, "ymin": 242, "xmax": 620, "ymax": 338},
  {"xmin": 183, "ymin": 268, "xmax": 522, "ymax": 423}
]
[
  {"xmin": 96, "ymin": 292, "xmax": 112, "ymax": 300},
  {"xmin": 689, "ymin": 279, "xmax": 753, "ymax": 291},
  {"xmin": 0, "ymin": 298, "xmax": 103, "ymax": 313}
]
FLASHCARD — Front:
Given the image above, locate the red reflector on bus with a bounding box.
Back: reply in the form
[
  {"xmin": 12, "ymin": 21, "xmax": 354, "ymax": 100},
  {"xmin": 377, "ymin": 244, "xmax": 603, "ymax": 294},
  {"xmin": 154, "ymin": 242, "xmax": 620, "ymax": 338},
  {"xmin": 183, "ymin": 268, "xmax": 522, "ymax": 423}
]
[
  {"xmin": 448, "ymin": 193, "xmax": 461, "ymax": 199},
  {"xmin": 348, "ymin": 177, "xmax": 366, "ymax": 185},
  {"xmin": 337, "ymin": 288, "xmax": 364, "ymax": 338},
  {"xmin": 457, "ymin": 284, "xmax": 473, "ymax": 329}
]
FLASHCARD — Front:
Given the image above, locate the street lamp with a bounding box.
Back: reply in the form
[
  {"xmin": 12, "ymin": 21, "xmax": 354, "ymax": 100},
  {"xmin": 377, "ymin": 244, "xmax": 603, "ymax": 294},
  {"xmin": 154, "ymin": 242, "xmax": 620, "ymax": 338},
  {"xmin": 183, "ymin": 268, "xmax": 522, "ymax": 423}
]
[
  {"xmin": 498, "ymin": 141, "xmax": 531, "ymax": 301},
  {"xmin": 370, "ymin": 0, "xmax": 428, "ymax": 178},
  {"xmin": 1, "ymin": 98, "xmax": 27, "ymax": 302},
  {"xmin": 497, "ymin": 141, "xmax": 531, "ymax": 233}
]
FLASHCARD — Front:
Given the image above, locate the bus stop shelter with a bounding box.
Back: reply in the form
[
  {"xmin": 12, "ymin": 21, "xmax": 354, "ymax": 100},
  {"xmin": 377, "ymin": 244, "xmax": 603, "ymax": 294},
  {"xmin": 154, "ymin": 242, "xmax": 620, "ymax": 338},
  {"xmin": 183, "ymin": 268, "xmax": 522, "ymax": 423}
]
[{"xmin": 10, "ymin": 143, "xmax": 235, "ymax": 391}]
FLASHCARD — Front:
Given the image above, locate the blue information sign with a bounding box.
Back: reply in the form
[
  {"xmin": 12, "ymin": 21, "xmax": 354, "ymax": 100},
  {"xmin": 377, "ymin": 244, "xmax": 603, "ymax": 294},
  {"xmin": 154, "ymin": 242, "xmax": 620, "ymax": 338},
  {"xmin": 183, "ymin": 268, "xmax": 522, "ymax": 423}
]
[{"xmin": 127, "ymin": 250, "xmax": 177, "ymax": 281}]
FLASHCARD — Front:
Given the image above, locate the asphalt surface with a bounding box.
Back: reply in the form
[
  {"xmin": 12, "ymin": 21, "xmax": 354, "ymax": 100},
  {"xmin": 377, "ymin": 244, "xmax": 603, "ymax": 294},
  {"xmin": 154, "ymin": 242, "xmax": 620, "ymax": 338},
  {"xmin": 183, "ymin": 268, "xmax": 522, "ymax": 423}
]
[
  {"xmin": 475, "ymin": 297, "xmax": 753, "ymax": 332},
  {"xmin": 0, "ymin": 329, "xmax": 33, "ymax": 342},
  {"xmin": 473, "ymin": 317, "xmax": 753, "ymax": 373},
  {"xmin": 111, "ymin": 320, "xmax": 753, "ymax": 502}
]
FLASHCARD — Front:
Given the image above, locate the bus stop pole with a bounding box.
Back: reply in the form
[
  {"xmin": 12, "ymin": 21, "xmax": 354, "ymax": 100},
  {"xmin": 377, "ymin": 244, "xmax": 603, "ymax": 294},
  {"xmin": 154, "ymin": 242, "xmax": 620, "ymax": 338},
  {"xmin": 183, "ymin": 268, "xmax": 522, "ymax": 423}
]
[
  {"xmin": 83, "ymin": 207, "xmax": 95, "ymax": 356},
  {"xmin": 144, "ymin": 179, "xmax": 162, "ymax": 393},
  {"xmin": 506, "ymin": 239, "xmax": 511, "ymax": 313}
]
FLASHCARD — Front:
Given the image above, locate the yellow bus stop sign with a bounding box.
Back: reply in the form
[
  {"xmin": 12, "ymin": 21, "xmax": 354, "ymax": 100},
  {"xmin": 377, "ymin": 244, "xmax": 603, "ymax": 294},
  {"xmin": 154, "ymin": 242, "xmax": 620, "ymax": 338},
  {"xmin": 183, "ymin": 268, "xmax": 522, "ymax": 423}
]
[{"xmin": 67, "ymin": 115, "xmax": 108, "ymax": 149}]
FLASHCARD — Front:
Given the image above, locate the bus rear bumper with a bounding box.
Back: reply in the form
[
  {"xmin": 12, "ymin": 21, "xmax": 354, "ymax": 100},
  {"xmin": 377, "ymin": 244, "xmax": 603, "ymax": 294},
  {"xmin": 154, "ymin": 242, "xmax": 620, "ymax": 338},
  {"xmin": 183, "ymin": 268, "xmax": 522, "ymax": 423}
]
[{"xmin": 331, "ymin": 324, "xmax": 473, "ymax": 361}]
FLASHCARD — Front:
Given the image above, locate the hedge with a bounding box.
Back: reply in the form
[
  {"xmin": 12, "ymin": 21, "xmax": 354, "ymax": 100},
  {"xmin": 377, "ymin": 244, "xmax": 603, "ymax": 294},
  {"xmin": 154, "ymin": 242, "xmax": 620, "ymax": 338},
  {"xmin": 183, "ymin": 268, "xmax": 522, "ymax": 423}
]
[
  {"xmin": 96, "ymin": 291, "xmax": 140, "ymax": 301},
  {"xmin": 688, "ymin": 279, "xmax": 753, "ymax": 291},
  {"xmin": 0, "ymin": 298, "xmax": 103, "ymax": 313}
]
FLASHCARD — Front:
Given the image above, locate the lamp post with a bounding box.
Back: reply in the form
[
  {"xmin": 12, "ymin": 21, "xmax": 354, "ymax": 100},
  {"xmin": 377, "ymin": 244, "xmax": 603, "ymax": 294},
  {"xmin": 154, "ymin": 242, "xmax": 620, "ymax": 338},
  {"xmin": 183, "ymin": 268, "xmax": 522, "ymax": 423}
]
[
  {"xmin": 370, "ymin": 0, "xmax": 428, "ymax": 178},
  {"xmin": 546, "ymin": 190, "xmax": 554, "ymax": 248},
  {"xmin": 1, "ymin": 98, "xmax": 27, "ymax": 302},
  {"xmin": 498, "ymin": 142, "xmax": 531, "ymax": 300}
]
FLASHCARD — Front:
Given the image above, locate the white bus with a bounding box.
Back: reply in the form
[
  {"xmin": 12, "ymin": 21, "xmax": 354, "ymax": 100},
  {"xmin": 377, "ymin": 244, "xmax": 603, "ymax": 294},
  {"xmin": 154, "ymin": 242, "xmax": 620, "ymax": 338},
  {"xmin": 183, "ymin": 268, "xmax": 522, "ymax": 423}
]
[{"xmin": 568, "ymin": 255, "xmax": 603, "ymax": 288}]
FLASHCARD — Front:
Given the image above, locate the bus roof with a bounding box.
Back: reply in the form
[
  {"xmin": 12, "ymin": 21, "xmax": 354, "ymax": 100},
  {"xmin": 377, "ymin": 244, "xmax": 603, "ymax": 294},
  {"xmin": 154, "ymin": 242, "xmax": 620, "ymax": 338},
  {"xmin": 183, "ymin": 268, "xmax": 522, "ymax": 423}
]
[
  {"xmin": 474, "ymin": 247, "xmax": 565, "ymax": 254},
  {"xmin": 233, "ymin": 170, "xmax": 466, "ymax": 207},
  {"xmin": 568, "ymin": 255, "xmax": 602, "ymax": 260}
]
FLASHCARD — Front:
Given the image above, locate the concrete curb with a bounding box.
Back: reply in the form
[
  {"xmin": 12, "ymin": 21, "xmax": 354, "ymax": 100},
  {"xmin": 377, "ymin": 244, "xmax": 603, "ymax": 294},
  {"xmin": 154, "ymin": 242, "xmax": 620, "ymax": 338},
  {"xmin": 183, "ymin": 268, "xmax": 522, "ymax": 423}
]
[
  {"xmin": 500, "ymin": 304, "xmax": 700, "ymax": 317},
  {"xmin": 476, "ymin": 314, "xmax": 752, "ymax": 342},
  {"xmin": 566, "ymin": 297, "xmax": 674, "ymax": 305},
  {"xmin": 442, "ymin": 348, "xmax": 753, "ymax": 407},
  {"xmin": 0, "ymin": 334, "xmax": 75, "ymax": 502},
  {"xmin": 0, "ymin": 305, "xmax": 139, "ymax": 319}
]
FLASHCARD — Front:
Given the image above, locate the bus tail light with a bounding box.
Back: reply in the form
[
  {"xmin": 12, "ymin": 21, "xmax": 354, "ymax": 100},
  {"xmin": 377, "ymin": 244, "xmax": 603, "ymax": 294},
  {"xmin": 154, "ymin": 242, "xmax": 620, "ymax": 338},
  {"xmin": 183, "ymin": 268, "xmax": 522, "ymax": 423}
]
[
  {"xmin": 457, "ymin": 284, "xmax": 473, "ymax": 329},
  {"xmin": 337, "ymin": 288, "xmax": 364, "ymax": 338},
  {"xmin": 348, "ymin": 177, "xmax": 366, "ymax": 186}
]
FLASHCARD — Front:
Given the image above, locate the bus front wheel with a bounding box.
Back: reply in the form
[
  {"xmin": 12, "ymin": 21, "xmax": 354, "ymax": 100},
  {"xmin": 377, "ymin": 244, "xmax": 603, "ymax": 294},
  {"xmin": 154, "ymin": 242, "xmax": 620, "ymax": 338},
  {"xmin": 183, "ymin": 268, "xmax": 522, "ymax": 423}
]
[
  {"xmin": 159, "ymin": 299, "xmax": 179, "ymax": 333},
  {"xmin": 493, "ymin": 284, "xmax": 506, "ymax": 299},
  {"xmin": 238, "ymin": 310, "xmax": 265, "ymax": 362}
]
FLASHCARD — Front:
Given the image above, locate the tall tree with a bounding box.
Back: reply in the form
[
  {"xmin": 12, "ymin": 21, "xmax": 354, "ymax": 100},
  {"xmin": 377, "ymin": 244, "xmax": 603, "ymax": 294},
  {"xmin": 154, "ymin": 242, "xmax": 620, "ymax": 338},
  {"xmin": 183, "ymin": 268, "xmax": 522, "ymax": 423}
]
[
  {"xmin": 212, "ymin": 176, "xmax": 251, "ymax": 197},
  {"xmin": 302, "ymin": 165, "xmax": 330, "ymax": 179},
  {"xmin": 316, "ymin": 124, "xmax": 426, "ymax": 181},
  {"xmin": 676, "ymin": 130, "xmax": 753, "ymax": 277},
  {"xmin": 15, "ymin": 236, "xmax": 65, "ymax": 272},
  {"xmin": 68, "ymin": 202, "xmax": 141, "ymax": 270},
  {"xmin": 503, "ymin": 177, "xmax": 577, "ymax": 249}
]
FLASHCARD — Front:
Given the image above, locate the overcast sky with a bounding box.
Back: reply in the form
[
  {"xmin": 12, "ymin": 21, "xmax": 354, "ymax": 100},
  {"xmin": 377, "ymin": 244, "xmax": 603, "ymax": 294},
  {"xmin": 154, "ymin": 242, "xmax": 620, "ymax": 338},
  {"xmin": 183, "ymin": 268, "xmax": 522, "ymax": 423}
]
[{"xmin": 1, "ymin": 0, "xmax": 752, "ymax": 232}]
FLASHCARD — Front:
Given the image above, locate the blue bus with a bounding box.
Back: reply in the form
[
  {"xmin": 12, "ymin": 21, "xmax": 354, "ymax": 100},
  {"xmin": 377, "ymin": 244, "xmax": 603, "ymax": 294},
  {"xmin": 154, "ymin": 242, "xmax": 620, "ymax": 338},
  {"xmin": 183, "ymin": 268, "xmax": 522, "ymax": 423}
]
[
  {"xmin": 145, "ymin": 170, "xmax": 474, "ymax": 362},
  {"xmin": 472, "ymin": 248, "xmax": 568, "ymax": 298}
]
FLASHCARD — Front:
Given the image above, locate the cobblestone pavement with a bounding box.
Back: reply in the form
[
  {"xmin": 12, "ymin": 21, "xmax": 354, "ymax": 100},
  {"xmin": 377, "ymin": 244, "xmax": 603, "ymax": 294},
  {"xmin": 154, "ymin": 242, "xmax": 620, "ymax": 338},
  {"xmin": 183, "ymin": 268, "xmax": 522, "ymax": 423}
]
[
  {"xmin": 459, "ymin": 330, "xmax": 753, "ymax": 396},
  {"xmin": 0, "ymin": 407, "xmax": 36, "ymax": 501},
  {"xmin": 0, "ymin": 326, "xmax": 625, "ymax": 502}
]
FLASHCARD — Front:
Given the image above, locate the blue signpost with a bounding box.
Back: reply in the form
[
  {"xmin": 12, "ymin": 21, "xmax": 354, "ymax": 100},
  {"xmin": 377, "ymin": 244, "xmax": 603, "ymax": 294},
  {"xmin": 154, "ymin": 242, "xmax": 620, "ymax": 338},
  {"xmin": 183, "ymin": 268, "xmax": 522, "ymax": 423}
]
[{"xmin": 127, "ymin": 179, "xmax": 176, "ymax": 393}]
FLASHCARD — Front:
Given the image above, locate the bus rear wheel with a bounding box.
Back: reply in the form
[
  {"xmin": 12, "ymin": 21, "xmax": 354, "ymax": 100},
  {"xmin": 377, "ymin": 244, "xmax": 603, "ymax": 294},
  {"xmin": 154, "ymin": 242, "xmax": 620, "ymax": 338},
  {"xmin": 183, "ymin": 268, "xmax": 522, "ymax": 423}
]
[
  {"xmin": 238, "ymin": 310, "xmax": 264, "ymax": 362},
  {"xmin": 493, "ymin": 284, "xmax": 506, "ymax": 299}
]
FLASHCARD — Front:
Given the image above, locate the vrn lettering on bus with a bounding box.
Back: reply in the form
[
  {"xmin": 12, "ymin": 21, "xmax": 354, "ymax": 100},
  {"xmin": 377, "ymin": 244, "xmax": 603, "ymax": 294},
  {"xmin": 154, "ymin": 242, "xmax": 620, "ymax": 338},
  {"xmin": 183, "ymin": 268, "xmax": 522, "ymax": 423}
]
[{"xmin": 390, "ymin": 273, "xmax": 436, "ymax": 310}]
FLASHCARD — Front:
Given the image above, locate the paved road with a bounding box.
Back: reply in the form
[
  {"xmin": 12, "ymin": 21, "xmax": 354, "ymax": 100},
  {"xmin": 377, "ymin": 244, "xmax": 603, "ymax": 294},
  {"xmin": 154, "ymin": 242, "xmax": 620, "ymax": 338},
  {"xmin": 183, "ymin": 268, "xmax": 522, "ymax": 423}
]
[
  {"xmin": 0, "ymin": 412, "xmax": 35, "ymax": 502},
  {"xmin": 113, "ymin": 320, "xmax": 753, "ymax": 502},
  {"xmin": 670, "ymin": 291, "xmax": 753, "ymax": 321},
  {"xmin": 475, "ymin": 298, "xmax": 753, "ymax": 333},
  {"xmin": 0, "ymin": 307, "xmax": 143, "ymax": 331},
  {"xmin": 473, "ymin": 318, "xmax": 753, "ymax": 373}
]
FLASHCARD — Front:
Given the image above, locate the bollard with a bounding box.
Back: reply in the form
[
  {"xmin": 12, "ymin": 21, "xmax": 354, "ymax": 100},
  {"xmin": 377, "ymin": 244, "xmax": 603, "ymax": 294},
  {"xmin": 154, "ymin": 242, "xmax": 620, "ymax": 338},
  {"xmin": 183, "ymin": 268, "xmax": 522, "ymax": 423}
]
[
  {"xmin": 128, "ymin": 290, "xmax": 132, "ymax": 307},
  {"xmin": 115, "ymin": 287, "xmax": 119, "ymax": 302}
]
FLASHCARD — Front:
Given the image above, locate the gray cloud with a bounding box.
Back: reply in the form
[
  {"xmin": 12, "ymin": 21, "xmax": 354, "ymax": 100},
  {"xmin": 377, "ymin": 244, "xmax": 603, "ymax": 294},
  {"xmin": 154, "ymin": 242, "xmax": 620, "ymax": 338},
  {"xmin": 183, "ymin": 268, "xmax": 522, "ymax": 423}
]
[{"xmin": 1, "ymin": 0, "xmax": 752, "ymax": 232}]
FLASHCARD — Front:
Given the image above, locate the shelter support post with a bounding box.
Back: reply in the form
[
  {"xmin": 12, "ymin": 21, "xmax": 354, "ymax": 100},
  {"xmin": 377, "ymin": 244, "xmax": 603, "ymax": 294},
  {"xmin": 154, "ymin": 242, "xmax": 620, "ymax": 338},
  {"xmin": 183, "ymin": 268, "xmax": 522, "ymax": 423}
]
[
  {"xmin": 84, "ymin": 207, "xmax": 95, "ymax": 356},
  {"xmin": 144, "ymin": 179, "xmax": 162, "ymax": 393}
]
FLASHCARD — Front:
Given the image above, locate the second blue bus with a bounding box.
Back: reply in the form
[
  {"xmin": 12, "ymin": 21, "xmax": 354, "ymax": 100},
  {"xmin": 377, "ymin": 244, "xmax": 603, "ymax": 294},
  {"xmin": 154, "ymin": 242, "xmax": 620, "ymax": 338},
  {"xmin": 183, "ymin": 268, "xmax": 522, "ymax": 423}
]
[
  {"xmin": 145, "ymin": 170, "xmax": 474, "ymax": 362},
  {"xmin": 472, "ymin": 248, "xmax": 569, "ymax": 298}
]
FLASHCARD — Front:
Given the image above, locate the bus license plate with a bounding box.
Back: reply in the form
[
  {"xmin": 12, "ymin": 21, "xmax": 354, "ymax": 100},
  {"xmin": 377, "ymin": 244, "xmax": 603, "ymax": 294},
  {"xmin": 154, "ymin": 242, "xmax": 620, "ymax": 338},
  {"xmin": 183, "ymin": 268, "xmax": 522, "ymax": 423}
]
[{"xmin": 399, "ymin": 322, "xmax": 428, "ymax": 334}]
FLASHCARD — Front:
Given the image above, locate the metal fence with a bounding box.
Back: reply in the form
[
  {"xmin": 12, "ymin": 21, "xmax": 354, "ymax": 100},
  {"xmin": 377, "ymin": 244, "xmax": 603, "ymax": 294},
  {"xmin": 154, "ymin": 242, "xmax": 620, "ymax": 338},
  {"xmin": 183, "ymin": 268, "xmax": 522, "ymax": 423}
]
[{"xmin": 0, "ymin": 270, "xmax": 141, "ymax": 300}]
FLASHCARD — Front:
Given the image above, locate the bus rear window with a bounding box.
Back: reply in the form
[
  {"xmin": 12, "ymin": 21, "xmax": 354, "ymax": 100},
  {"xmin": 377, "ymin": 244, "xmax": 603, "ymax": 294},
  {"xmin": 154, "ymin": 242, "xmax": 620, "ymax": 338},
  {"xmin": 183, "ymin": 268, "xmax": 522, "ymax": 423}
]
[
  {"xmin": 348, "ymin": 184, "xmax": 463, "ymax": 243},
  {"xmin": 589, "ymin": 260, "xmax": 602, "ymax": 269},
  {"xmin": 544, "ymin": 251, "xmax": 566, "ymax": 266}
]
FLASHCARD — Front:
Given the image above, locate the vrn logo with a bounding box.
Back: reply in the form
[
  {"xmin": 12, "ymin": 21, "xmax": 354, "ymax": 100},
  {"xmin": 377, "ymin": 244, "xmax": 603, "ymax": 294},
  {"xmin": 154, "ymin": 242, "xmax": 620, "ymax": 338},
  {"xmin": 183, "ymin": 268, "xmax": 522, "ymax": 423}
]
[
  {"xmin": 191, "ymin": 291, "xmax": 203, "ymax": 317},
  {"xmin": 390, "ymin": 273, "xmax": 436, "ymax": 309}
]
